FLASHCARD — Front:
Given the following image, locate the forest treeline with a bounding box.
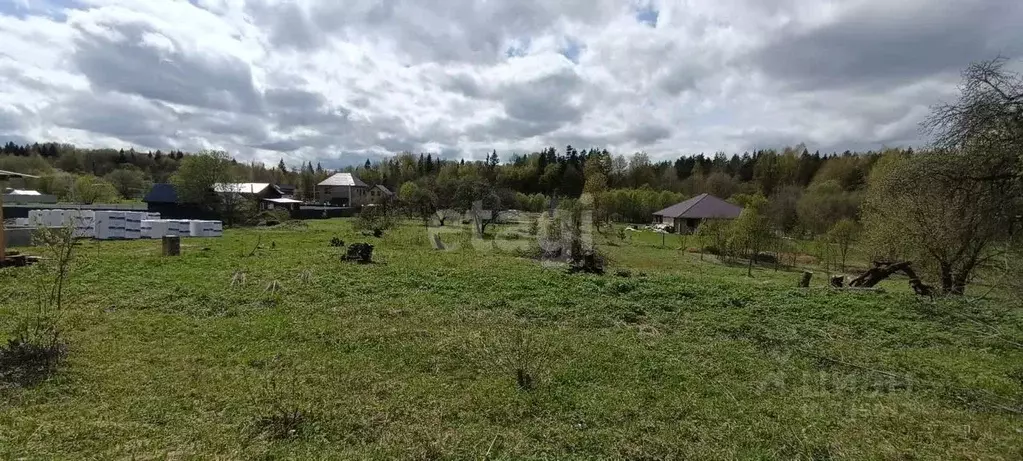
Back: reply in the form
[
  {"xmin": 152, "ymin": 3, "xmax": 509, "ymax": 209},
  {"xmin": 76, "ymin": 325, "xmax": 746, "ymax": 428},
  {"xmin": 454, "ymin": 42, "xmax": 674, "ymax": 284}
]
[{"xmin": 2, "ymin": 140, "xmax": 877, "ymax": 234}]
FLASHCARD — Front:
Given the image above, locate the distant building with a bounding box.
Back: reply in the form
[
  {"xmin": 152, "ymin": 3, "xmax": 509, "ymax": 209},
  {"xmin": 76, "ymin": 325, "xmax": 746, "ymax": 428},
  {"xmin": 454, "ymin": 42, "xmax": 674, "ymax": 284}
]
[
  {"xmin": 277, "ymin": 184, "xmax": 296, "ymax": 197},
  {"xmin": 2, "ymin": 188, "xmax": 56, "ymax": 204},
  {"xmin": 316, "ymin": 173, "xmax": 369, "ymax": 207},
  {"xmin": 213, "ymin": 183, "xmax": 299, "ymax": 211},
  {"xmin": 652, "ymin": 193, "xmax": 743, "ymax": 233},
  {"xmin": 143, "ymin": 183, "xmax": 212, "ymax": 220},
  {"xmin": 369, "ymin": 184, "xmax": 393, "ymax": 202},
  {"xmin": 212, "ymin": 183, "xmax": 282, "ymax": 198}
]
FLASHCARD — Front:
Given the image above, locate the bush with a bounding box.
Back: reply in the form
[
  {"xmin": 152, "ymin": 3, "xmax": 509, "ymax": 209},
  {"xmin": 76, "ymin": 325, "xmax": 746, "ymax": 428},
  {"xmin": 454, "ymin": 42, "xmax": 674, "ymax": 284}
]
[
  {"xmin": 354, "ymin": 205, "xmax": 396, "ymax": 236},
  {"xmin": 753, "ymin": 252, "xmax": 779, "ymax": 264},
  {"xmin": 342, "ymin": 243, "xmax": 374, "ymax": 264},
  {"xmin": 255, "ymin": 209, "xmax": 291, "ymax": 226},
  {"xmin": 3, "ymin": 226, "xmax": 77, "ymax": 387},
  {"xmin": 0, "ymin": 338, "xmax": 66, "ymax": 387}
]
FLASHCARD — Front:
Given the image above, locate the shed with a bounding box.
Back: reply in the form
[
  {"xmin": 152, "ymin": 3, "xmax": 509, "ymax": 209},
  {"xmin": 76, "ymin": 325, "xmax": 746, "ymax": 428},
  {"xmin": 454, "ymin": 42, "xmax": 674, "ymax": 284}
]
[
  {"xmin": 142, "ymin": 183, "xmax": 217, "ymax": 220},
  {"xmin": 1, "ymin": 169, "xmax": 41, "ymax": 262},
  {"xmin": 653, "ymin": 193, "xmax": 743, "ymax": 233},
  {"xmin": 143, "ymin": 183, "xmax": 180, "ymax": 204},
  {"xmin": 264, "ymin": 197, "xmax": 302, "ymax": 212}
]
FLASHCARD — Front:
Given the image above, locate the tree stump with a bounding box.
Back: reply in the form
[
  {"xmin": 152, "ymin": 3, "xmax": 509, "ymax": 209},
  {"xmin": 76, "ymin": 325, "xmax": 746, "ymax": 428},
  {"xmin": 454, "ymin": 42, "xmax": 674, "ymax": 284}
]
[
  {"xmin": 342, "ymin": 243, "xmax": 374, "ymax": 263},
  {"xmin": 431, "ymin": 233, "xmax": 446, "ymax": 250},
  {"xmin": 830, "ymin": 275, "xmax": 845, "ymax": 288},
  {"xmin": 799, "ymin": 271, "xmax": 813, "ymax": 288},
  {"xmin": 162, "ymin": 235, "xmax": 181, "ymax": 257}
]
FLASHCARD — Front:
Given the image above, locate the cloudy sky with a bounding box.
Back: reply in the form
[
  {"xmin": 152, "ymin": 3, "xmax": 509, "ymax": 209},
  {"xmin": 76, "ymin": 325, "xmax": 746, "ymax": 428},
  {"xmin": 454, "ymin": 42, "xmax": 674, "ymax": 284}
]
[{"xmin": 1, "ymin": 0, "xmax": 1021, "ymax": 167}]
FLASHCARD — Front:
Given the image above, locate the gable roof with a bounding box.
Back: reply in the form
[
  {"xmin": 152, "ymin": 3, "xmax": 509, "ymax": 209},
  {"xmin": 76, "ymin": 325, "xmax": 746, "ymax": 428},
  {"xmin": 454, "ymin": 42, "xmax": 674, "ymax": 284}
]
[
  {"xmin": 318, "ymin": 172, "xmax": 368, "ymax": 187},
  {"xmin": 213, "ymin": 183, "xmax": 272, "ymax": 194},
  {"xmin": 144, "ymin": 183, "xmax": 179, "ymax": 203},
  {"xmin": 653, "ymin": 193, "xmax": 743, "ymax": 219},
  {"xmin": 373, "ymin": 184, "xmax": 393, "ymax": 195},
  {"xmin": 4, "ymin": 188, "xmax": 41, "ymax": 196}
]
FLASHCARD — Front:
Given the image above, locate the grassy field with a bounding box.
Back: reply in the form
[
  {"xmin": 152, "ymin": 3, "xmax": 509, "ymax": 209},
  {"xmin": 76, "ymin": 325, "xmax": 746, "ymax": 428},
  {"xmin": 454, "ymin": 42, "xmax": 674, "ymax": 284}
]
[{"xmin": 1, "ymin": 219, "xmax": 1021, "ymax": 459}]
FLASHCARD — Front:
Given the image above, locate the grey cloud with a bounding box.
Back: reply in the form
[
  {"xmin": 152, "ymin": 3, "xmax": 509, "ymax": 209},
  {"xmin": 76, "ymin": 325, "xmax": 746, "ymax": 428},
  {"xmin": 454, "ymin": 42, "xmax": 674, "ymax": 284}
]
[
  {"xmin": 52, "ymin": 92, "xmax": 177, "ymax": 141},
  {"xmin": 255, "ymin": 0, "xmax": 621, "ymax": 63},
  {"xmin": 176, "ymin": 111, "xmax": 270, "ymax": 141},
  {"xmin": 5, "ymin": 0, "xmax": 1021, "ymax": 165},
  {"xmin": 466, "ymin": 68, "xmax": 587, "ymax": 140},
  {"xmin": 70, "ymin": 17, "xmax": 263, "ymax": 114},
  {"xmin": 265, "ymin": 88, "xmax": 352, "ymax": 132},
  {"xmin": 318, "ymin": 151, "xmax": 394, "ymax": 169},
  {"xmin": 500, "ymin": 70, "xmax": 584, "ymax": 124},
  {"xmin": 752, "ymin": 0, "xmax": 1023, "ymax": 91},
  {"xmin": 625, "ymin": 123, "xmax": 672, "ymax": 145},
  {"xmin": 0, "ymin": 105, "xmax": 22, "ymax": 131},
  {"xmin": 261, "ymin": 2, "xmax": 323, "ymax": 50},
  {"xmin": 439, "ymin": 72, "xmax": 483, "ymax": 98}
]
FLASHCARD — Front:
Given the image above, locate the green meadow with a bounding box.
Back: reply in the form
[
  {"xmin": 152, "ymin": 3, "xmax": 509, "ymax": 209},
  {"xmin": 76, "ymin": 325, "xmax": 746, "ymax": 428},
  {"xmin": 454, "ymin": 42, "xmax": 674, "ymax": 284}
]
[{"xmin": 1, "ymin": 219, "xmax": 1021, "ymax": 459}]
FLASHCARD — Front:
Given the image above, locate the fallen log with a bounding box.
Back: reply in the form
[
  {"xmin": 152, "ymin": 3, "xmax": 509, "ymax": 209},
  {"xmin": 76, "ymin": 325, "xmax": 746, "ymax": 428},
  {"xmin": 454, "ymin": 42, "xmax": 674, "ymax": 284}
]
[
  {"xmin": 849, "ymin": 261, "xmax": 912, "ymax": 288},
  {"xmin": 848, "ymin": 261, "xmax": 934, "ymax": 296}
]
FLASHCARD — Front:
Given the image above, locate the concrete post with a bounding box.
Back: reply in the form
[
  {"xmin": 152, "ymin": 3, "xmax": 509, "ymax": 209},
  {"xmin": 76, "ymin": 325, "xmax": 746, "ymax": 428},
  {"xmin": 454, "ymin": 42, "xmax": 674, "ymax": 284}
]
[{"xmin": 162, "ymin": 235, "xmax": 181, "ymax": 256}]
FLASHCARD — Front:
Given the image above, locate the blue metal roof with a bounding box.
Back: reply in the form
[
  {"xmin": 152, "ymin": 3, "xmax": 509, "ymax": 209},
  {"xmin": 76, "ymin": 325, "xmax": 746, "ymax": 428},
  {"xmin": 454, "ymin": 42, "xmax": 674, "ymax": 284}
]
[{"xmin": 143, "ymin": 183, "xmax": 179, "ymax": 203}]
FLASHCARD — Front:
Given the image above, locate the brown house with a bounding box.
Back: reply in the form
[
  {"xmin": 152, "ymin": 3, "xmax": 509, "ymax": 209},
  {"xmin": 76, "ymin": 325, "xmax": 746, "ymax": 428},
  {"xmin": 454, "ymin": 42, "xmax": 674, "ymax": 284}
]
[{"xmin": 653, "ymin": 193, "xmax": 743, "ymax": 233}]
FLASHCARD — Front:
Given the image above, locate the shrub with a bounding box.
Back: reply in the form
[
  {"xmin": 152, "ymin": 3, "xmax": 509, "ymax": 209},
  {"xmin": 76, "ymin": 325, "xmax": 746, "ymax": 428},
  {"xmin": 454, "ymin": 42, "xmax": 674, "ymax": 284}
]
[
  {"xmin": 342, "ymin": 243, "xmax": 375, "ymax": 263},
  {"xmin": 354, "ymin": 205, "xmax": 396, "ymax": 236},
  {"xmin": 2, "ymin": 226, "xmax": 77, "ymax": 387},
  {"xmin": 255, "ymin": 209, "xmax": 291, "ymax": 227}
]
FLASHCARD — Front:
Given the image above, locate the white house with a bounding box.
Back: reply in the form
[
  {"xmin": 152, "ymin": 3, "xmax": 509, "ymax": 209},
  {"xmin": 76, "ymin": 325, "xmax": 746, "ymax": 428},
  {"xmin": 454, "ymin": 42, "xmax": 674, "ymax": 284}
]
[{"xmin": 316, "ymin": 173, "xmax": 369, "ymax": 207}]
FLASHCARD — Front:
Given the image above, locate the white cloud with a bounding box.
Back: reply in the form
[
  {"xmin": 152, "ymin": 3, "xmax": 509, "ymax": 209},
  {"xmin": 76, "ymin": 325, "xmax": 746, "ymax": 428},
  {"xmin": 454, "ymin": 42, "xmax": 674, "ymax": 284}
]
[{"xmin": 0, "ymin": 0, "xmax": 1021, "ymax": 166}]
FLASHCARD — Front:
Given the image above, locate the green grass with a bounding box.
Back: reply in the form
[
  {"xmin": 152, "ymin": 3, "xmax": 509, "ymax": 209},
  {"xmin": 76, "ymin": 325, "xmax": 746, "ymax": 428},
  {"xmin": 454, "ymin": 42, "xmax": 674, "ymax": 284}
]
[{"xmin": 1, "ymin": 219, "xmax": 1021, "ymax": 459}]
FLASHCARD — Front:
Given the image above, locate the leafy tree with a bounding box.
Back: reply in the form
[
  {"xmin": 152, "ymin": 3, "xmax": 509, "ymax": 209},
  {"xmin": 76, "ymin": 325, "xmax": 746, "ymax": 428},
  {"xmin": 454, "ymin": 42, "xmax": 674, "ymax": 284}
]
[
  {"xmin": 399, "ymin": 181, "xmax": 438, "ymax": 227},
  {"xmin": 696, "ymin": 219, "xmax": 730, "ymax": 259},
  {"xmin": 728, "ymin": 194, "xmax": 773, "ymax": 276},
  {"xmin": 767, "ymin": 185, "xmax": 803, "ymax": 234},
  {"xmin": 862, "ymin": 151, "xmax": 1009, "ymax": 295},
  {"xmin": 826, "ymin": 218, "xmax": 860, "ymax": 271},
  {"xmin": 104, "ymin": 167, "xmax": 150, "ymax": 200},
  {"xmin": 583, "ymin": 172, "xmax": 609, "ymax": 229},
  {"xmin": 172, "ymin": 150, "xmax": 233, "ymax": 205},
  {"xmin": 753, "ymin": 150, "xmax": 780, "ymax": 195},
  {"xmin": 71, "ymin": 175, "xmax": 119, "ymax": 204},
  {"xmin": 797, "ymin": 180, "xmax": 860, "ymax": 235},
  {"xmin": 55, "ymin": 149, "xmax": 84, "ymax": 173},
  {"xmin": 354, "ymin": 202, "xmax": 396, "ymax": 236},
  {"xmin": 36, "ymin": 172, "xmax": 76, "ymax": 200},
  {"xmin": 704, "ymin": 171, "xmax": 738, "ymax": 198}
]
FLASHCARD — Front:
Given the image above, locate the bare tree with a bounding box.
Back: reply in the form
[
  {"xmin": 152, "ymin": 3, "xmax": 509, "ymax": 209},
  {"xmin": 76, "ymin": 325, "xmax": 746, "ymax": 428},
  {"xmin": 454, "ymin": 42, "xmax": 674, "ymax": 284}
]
[
  {"xmin": 874, "ymin": 57, "xmax": 1023, "ymax": 294},
  {"xmin": 925, "ymin": 57, "xmax": 1022, "ymax": 196}
]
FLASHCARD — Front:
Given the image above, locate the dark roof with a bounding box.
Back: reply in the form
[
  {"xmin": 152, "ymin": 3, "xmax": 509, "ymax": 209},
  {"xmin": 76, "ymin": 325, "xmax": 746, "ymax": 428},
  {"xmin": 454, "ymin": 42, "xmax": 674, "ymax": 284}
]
[
  {"xmin": 373, "ymin": 184, "xmax": 393, "ymax": 195},
  {"xmin": 144, "ymin": 183, "xmax": 179, "ymax": 203},
  {"xmin": 653, "ymin": 193, "xmax": 743, "ymax": 219}
]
